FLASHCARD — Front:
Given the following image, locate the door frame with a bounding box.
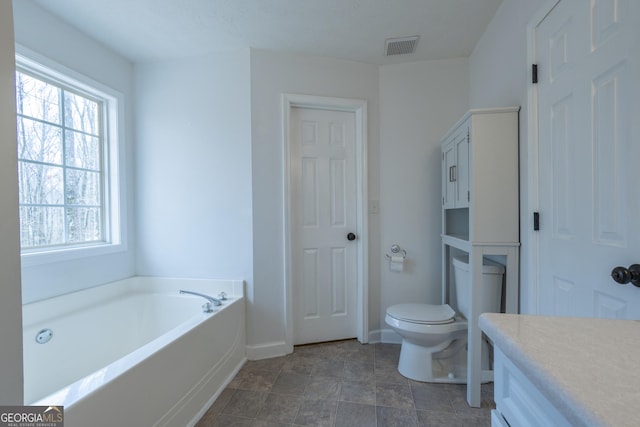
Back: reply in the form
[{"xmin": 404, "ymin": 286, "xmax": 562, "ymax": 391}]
[
  {"xmin": 282, "ymin": 93, "xmax": 369, "ymax": 349},
  {"xmin": 526, "ymin": 0, "xmax": 561, "ymax": 315}
]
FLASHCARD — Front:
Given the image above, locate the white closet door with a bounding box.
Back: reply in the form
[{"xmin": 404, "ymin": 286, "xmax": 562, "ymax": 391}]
[{"xmin": 537, "ymin": 0, "xmax": 640, "ymax": 318}]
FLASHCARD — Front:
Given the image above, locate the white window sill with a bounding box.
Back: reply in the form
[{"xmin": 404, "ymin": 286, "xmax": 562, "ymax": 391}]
[{"xmin": 21, "ymin": 242, "xmax": 127, "ymax": 267}]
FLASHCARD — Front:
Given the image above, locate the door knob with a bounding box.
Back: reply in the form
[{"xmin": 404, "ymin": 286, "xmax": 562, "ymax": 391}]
[
  {"xmin": 347, "ymin": 233, "xmax": 357, "ymax": 241},
  {"xmin": 611, "ymin": 264, "xmax": 640, "ymax": 287}
]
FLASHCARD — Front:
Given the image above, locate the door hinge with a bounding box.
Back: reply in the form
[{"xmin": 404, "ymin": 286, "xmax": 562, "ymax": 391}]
[
  {"xmin": 532, "ymin": 64, "xmax": 538, "ymax": 84},
  {"xmin": 467, "ymin": 129, "xmax": 470, "ymax": 143},
  {"xmin": 533, "ymin": 211, "xmax": 540, "ymax": 231},
  {"xmin": 468, "ymin": 191, "xmax": 470, "ymax": 202}
]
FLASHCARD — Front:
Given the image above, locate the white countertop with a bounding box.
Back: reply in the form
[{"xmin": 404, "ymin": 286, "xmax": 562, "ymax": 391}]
[{"xmin": 479, "ymin": 313, "xmax": 640, "ymax": 427}]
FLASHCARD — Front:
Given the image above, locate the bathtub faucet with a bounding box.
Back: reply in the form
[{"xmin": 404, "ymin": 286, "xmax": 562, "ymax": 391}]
[{"xmin": 179, "ymin": 290, "xmax": 222, "ymax": 313}]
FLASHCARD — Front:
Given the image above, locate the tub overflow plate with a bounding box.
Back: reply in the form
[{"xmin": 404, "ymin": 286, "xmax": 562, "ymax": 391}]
[{"xmin": 35, "ymin": 328, "xmax": 53, "ymax": 344}]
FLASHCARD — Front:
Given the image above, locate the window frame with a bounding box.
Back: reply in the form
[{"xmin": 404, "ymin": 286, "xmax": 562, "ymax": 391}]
[{"xmin": 16, "ymin": 46, "xmax": 127, "ymax": 266}]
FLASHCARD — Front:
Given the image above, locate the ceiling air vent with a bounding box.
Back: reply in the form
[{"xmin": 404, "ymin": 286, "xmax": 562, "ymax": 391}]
[{"xmin": 384, "ymin": 36, "xmax": 419, "ymax": 56}]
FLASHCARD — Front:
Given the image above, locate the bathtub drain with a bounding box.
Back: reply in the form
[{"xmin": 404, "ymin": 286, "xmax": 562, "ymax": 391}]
[{"xmin": 35, "ymin": 328, "xmax": 53, "ymax": 344}]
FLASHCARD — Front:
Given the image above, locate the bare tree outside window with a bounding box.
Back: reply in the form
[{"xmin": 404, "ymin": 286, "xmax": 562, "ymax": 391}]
[{"xmin": 16, "ymin": 70, "xmax": 104, "ymax": 249}]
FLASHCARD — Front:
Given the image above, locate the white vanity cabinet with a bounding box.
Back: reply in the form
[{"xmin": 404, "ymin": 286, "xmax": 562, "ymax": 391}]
[
  {"xmin": 480, "ymin": 313, "xmax": 640, "ymax": 427},
  {"xmin": 440, "ymin": 107, "xmax": 520, "ymax": 407},
  {"xmin": 492, "ymin": 347, "xmax": 572, "ymax": 427}
]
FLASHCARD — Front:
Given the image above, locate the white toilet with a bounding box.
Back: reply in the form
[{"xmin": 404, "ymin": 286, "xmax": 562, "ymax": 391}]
[{"xmin": 385, "ymin": 255, "xmax": 504, "ymax": 383}]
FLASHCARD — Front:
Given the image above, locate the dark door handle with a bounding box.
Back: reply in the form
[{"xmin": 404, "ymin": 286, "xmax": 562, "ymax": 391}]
[
  {"xmin": 611, "ymin": 264, "xmax": 640, "ymax": 287},
  {"xmin": 347, "ymin": 233, "xmax": 357, "ymax": 241}
]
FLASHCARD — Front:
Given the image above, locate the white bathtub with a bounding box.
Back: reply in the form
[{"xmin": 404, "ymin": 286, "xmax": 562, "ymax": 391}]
[{"xmin": 22, "ymin": 276, "xmax": 246, "ymax": 427}]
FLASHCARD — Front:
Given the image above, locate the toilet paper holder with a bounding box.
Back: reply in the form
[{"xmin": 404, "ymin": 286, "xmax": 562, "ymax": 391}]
[{"xmin": 385, "ymin": 244, "xmax": 407, "ymax": 260}]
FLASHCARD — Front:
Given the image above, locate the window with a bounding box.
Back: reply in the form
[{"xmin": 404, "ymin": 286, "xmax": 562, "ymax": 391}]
[{"xmin": 15, "ymin": 49, "xmax": 125, "ymax": 263}]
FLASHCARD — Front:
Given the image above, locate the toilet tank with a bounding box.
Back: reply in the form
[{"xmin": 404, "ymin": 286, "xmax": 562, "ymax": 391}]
[{"xmin": 452, "ymin": 255, "xmax": 504, "ymax": 319}]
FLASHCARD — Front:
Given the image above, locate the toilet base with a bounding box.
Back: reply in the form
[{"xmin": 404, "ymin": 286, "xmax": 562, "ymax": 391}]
[
  {"xmin": 397, "ymin": 338, "xmax": 493, "ymax": 384},
  {"xmin": 398, "ymin": 339, "xmax": 466, "ymax": 383}
]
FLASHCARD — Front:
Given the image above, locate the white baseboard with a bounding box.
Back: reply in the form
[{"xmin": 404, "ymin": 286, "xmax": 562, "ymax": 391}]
[
  {"xmin": 246, "ymin": 341, "xmax": 293, "ymax": 360},
  {"xmin": 369, "ymin": 328, "xmax": 402, "ymax": 344},
  {"xmin": 247, "ymin": 333, "xmax": 400, "ymax": 360},
  {"xmin": 368, "ymin": 329, "xmax": 382, "ymax": 343}
]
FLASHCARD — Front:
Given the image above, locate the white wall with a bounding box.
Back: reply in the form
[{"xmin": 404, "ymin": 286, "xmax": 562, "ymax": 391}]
[
  {"xmin": 249, "ymin": 49, "xmax": 380, "ymax": 355},
  {"xmin": 134, "ymin": 51, "xmax": 253, "ymax": 286},
  {"xmin": 469, "ymin": 0, "xmax": 547, "ymax": 314},
  {"xmin": 5, "ymin": 0, "xmax": 536, "ymax": 370},
  {"xmin": 0, "ymin": 0, "xmax": 24, "ymax": 404},
  {"xmin": 13, "ymin": 0, "xmax": 136, "ymax": 303},
  {"xmin": 377, "ymin": 58, "xmax": 469, "ymax": 340}
]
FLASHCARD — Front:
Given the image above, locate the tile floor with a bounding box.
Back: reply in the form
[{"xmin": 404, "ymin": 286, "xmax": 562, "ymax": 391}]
[{"xmin": 196, "ymin": 340, "xmax": 494, "ymax": 427}]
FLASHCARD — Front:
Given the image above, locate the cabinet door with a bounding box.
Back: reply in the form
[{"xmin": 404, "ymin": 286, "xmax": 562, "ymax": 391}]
[
  {"xmin": 494, "ymin": 348, "xmax": 572, "ymax": 427},
  {"xmin": 453, "ymin": 127, "xmax": 469, "ymax": 208},
  {"xmin": 442, "ymin": 139, "xmax": 457, "ymax": 209}
]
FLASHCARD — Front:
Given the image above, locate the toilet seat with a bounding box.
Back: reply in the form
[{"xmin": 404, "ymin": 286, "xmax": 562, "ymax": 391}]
[{"xmin": 386, "ymin": 303, "xmax": 456, "ymax": 325}]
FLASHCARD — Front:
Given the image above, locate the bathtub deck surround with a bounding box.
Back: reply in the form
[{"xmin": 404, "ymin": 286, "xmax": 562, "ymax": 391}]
[
  {"xmin": 197, "ymin": 339, "xmax": 494, "ymax": 426},
  {"xmin": 23, "ymin": 276, "xmax": 246, "ymax": 427},
  {"xmin": 480, "ymin": 313, "xmax": 640, "ymax": 427}
]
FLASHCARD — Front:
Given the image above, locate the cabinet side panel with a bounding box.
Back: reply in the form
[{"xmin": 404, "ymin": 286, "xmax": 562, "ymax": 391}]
[{"xmin": 469, "ymin": 112, "xmax": 519, "ymax": 243}]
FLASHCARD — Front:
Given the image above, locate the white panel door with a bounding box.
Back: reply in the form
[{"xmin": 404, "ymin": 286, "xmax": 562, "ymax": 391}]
[
  {"xmin": 537, "ymin": 0, "xmax": 640, "ymax": 317},
  {"xmin": 290, "ymin": 107, "xmax": 358, "ymax": 344}
]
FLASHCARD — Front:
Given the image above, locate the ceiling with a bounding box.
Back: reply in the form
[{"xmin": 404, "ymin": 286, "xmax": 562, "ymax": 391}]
[{"xmin": 32, "ymin": 0, "xmax": 503, "ymax": 65}]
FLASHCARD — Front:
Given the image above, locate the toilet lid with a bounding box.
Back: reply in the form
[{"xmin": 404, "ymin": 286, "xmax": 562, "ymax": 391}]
[{"xmin": 387, "ymin": 303, "xmax": 455, "ymax": 324}]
